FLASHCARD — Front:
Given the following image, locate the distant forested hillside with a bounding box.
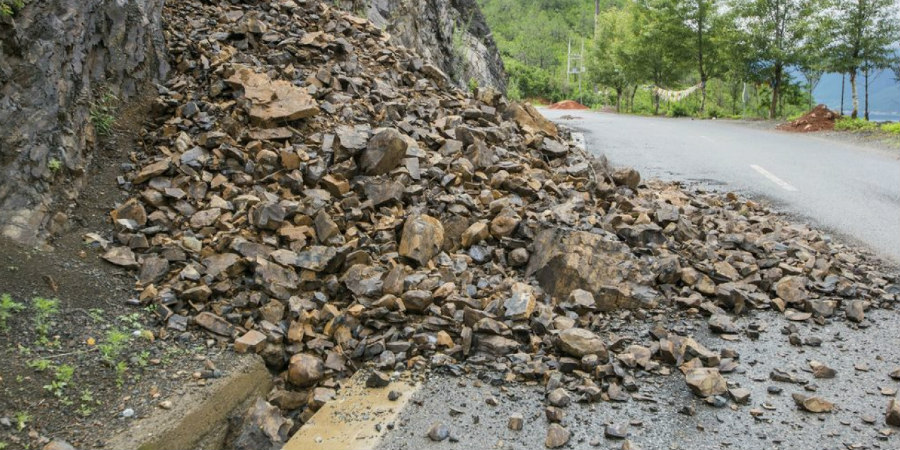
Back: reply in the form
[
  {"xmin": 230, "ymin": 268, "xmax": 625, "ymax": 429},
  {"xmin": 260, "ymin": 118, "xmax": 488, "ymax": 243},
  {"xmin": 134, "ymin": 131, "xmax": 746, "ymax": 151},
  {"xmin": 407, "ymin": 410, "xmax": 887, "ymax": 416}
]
[{"xmin": 480, "ymin": 0, "xmax": 900, "ymax": 121}]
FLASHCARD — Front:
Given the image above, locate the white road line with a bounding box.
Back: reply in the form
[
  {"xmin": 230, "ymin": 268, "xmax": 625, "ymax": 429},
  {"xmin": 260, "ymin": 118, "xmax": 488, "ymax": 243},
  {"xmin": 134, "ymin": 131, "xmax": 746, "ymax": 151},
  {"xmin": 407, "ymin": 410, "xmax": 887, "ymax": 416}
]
[
  {"xmin": 699, "ymin": 135, "xmax": 714, "ymax": 143},
  {"xmin": 750, "ymin": 164, "xmax": 798, "ymax": 191}
]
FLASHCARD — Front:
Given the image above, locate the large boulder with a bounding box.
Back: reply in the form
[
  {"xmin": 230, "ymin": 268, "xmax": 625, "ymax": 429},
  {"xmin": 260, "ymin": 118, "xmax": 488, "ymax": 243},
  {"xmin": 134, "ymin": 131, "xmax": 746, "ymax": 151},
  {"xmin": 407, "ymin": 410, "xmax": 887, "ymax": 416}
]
[
  {"xmin": 525, "ymin": 228, "xmax": 656, "ymax": 310},
  {"xmin": 359, "ymin": 128, "xmax": 407, "ymax": 175},
  {"xmin": 398, "ymin": 213, "xmax": 444, "ymax": 266},
  {"xmin": 503, "ymin": 102, "xmax": 558, "ymax": 136}
]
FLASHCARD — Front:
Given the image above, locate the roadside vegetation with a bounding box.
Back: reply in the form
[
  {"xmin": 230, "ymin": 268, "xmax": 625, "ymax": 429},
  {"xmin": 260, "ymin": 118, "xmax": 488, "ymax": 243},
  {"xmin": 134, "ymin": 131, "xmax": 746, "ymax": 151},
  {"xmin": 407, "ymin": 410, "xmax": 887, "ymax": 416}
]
[
  {"xmin": 0, "ymin": 290, "xmax": 206, "ymax": 446},
  {"xmin": 480, "ymin": 0, "xmax": 900, "ymax": 121},
  {"xmin": 833, "ymin": 117, "xmax": 900, "ymax": 146}
]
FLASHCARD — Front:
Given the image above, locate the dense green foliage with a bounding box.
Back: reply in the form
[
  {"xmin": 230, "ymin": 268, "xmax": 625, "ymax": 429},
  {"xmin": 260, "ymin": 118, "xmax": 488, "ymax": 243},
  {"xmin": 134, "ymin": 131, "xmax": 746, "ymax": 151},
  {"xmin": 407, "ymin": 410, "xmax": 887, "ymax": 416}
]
[{"xmin": 481, "ymin": 0, "xmax": 900, "ymax": 120}]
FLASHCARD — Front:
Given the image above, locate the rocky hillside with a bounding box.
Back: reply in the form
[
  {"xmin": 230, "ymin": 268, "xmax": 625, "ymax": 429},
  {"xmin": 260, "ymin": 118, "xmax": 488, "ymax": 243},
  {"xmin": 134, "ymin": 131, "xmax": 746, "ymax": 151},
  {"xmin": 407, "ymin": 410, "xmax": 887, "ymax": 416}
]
[
  {"xmin": 358, "ymin": 0, "xmax": 507, "ymax": 92},
  {"xmin": 0, "ymin": 0, "xmax": 167, "ymax": 245},
  {"xmin": 326, "ymin": 0, "xmax": 507, "ymax": 92},
  {"xmin": 89, "ymin": 0, "xmax": 897, "ymax": 447}
]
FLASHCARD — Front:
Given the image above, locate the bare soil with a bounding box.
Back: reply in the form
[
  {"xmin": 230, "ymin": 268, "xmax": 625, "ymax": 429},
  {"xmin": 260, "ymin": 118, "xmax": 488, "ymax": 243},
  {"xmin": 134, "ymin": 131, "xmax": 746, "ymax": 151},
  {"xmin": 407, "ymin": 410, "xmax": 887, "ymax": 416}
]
[
  {"xmin": 547, "ymin": 100, "xmax": 589, "ymax": 110},
  {"xmin": 777, "ymin": 104, "xmax": 837, "ymax": 132},
  {"xmin": 0, "ymin": 93, "xmax": 239, "ymax": 450}
]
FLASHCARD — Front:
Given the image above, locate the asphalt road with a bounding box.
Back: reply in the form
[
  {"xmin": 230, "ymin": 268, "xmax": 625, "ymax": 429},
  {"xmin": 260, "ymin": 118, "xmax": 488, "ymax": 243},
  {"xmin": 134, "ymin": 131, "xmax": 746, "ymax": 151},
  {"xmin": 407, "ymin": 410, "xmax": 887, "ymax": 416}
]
[
  {"xmin": 379, "ymin": 308, "xmax": 900, "ymax": 450},
  {"xmin": 540, "ymin": 109, "xmax": 900, "ymax": 265}
]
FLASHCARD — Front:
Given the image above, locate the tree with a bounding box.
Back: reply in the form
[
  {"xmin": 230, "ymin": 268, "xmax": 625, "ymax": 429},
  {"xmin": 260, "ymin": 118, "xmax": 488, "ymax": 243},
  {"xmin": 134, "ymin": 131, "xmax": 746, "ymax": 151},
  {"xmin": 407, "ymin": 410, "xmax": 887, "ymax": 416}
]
[
  {"xmin": 797, "ymin": 13, "xmax": 833, "ymax": 110},
  {"xmin": 664, "ymin": 0, "xmax": 722, "ymax": 113},
  {"xmin": 735, "ymin": 0, "xmax": 813, "ymax": 119},
  {"xmin": 588, "ymin": 7, "xmax": 633, "ymax": 111},
  {"xmin": 831, "ymin": 0, "xmax": 900, "ymax": 119},
  {"xmin": 629, "ymin": 0, "xmax": 691, "ymax": 114}
]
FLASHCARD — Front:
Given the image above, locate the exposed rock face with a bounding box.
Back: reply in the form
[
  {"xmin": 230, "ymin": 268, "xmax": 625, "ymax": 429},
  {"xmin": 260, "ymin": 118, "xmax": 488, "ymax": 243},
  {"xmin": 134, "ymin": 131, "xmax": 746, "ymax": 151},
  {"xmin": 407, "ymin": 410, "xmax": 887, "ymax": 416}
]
[
  {"xmin": 336, "ymin": 0, "xmax": 506, "ymax": 91},
  {"xmin": 0, "ymin": 0, "xmax": 167, "ymax": 244}
]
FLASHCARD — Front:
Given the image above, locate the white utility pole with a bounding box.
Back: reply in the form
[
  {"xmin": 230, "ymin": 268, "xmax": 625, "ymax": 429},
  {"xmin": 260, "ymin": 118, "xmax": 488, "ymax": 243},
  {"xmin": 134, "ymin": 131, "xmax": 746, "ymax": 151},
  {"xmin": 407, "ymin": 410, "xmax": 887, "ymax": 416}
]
[{"xmin": 566, "ymin": 39, "xmax": 586, "ymax": 102}]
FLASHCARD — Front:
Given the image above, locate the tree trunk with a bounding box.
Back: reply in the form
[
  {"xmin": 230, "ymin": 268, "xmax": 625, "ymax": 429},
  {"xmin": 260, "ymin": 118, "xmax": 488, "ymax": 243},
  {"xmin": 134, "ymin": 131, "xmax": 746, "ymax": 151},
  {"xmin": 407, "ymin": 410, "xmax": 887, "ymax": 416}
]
[
  {"xmin": 769, "ymin": 64, "xmax": 782, "ymax": 119},
  {"xmin": 840, "ymin": 73, "xmax": 845, "ymax": 115},
  {"xmin": 615, "ymin": 87, "xmax": 622, "ymax": 113},
  {"xmin": 630, "ymin": 85, "xmax": 638, "ymax": 113},
  {"xmin": 864, "ymin": 69, "xmax": 870, "ymax": 121},
  {"xmin": 700, "ymin": 82, "xmax": 707, "ymax": 115},
  {"xmin": 697, "ymin": 5, "xmax": 706, "ymax": 115},
  {"xmin": 850, "ymin": 70, "xmax": 859, "ymax": 119}
]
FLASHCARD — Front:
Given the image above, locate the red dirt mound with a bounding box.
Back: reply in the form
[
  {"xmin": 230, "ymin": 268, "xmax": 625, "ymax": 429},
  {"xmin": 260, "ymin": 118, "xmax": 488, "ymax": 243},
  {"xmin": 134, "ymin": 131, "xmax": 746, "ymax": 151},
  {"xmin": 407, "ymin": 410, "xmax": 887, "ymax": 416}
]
[
  {"xmin": 778, "ymin": 104, "xmax": 837, "ymax": 132},
  {"xmin": 547, "ymin": 100, "xmax": 589, "ymax": 110}
]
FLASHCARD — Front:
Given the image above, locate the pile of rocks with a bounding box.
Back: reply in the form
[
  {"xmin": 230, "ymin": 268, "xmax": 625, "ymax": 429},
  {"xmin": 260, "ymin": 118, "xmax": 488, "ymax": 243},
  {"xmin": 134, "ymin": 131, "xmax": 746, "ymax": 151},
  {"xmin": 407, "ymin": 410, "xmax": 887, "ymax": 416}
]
[{"xmin": 100, "ymin": 0, "xmax": 898, "ymax": 440}]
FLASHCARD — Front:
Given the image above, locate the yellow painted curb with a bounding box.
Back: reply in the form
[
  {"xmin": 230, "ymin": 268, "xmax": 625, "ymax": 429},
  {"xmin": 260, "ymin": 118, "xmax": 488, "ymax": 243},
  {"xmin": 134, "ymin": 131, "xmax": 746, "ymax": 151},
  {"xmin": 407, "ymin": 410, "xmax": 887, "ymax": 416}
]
[{"xmin": 284, "ymin": 372, "xmax": 421, "ymax": 450}]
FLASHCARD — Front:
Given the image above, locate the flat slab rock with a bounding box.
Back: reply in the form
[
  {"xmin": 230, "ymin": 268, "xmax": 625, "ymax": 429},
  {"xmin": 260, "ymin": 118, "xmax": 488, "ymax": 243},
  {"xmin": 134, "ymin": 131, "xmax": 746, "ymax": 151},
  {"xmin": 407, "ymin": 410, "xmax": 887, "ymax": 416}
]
[{"xmin": 226, "ymin": 65, "xmax": 319, "ymax": 125}]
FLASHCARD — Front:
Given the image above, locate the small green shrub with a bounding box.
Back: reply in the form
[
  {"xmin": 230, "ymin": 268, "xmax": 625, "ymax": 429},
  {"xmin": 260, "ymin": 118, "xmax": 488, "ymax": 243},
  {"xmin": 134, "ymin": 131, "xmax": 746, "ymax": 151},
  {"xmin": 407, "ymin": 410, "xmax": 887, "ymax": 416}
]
[
  {"xmin": 0, "ymin": 0, "xmax": 27, "ymax": 17},
  {"xmin": 880, "ymin": 122, "xmax": 900, "ymax": 134},
  {"xmin": 666, "ymin": 102, "xmax": 690, "ymax": 118},
  {"xmin": 98, "ymin": 328, "xmax": 130, "ymax": 364},
  {"xmin": 89, "ymin": 91, "xmax": 118, "ymax": 136},
  {"xmin": 48, "ymin": 158, "xmax": 62, "ymax": 172},
  {"xmin": 32, "ymin": 297, "xmax": 59, "ymax": 342},
  {"xmin": 43, "ymin": 363, "xmax": 74, "ymax": 398},
  {"xmin": 835, "ymin": 117, "xmax": 878, "ymax": 132},
  {"xmin": 14, "ymin": 411, "xmax": 30, "ymax": 431},
  {"xmin": 0, "ymin": 293, "xmax": 25, "ymax": 330},
  {"xmin": 27, "ymin": 358, "xmax": 53, "ymax": 371}
]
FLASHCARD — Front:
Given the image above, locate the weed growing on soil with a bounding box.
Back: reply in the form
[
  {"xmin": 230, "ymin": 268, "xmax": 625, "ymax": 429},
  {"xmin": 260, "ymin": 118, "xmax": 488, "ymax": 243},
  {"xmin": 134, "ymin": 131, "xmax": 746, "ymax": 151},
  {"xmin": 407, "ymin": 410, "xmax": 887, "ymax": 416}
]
[
  {"xmin": 48, "ymin": 158, "xmax": 62, "ymax": 172},
  {"xmin": 98, "ymin": 328, "xmax": 129, "ymax": 363},
  {"xmin": 0, "ymin": 293, "xmax": 25, "ymax": 330},
  {"xmin": 0, "ymin": 440, "xmax": 7, "ymax": 449},
  {"xmin": 14, "ymin": 411, "xmax": 30, "ymax": 431},
  {"xmin": 43, "ymin": 364, "xmax": 74, "ymax": 399},
  {"xmin": 32, "ymin": 297, "xmax": 59, "ymax": 344},
  {"xmin": 27, "ymin": 358, "xmax": 52, "ymax": 371},
  {"xmin": 78, "ymin": 389, "xmax": 97, "ymax": 417},
  {"xmin": 117, "ymin": 312, "xmax": 143, "ymax": 329},
  {"xmin": 89, "ymin": 91, "xmax": 118, "ymax": 136},
  {"xmin": 115, "ymin": 361, "xmax": 128, "ymax": 387}
]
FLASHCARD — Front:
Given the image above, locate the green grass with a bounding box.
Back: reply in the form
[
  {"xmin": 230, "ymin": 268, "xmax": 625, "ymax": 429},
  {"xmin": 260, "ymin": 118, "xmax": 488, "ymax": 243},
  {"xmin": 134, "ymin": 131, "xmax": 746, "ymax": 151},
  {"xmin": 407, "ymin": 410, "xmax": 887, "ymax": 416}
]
[
  {"xmin": 881, "ymin": 122, "xmax": 900, "ymax": 135},
  {"xmin": 89, "ymin": 91, "xmax": 118, "ymax": 136},
  {"xmin": 834, "ymin": 117, "xmax": 879, "ymax": 132},
  {"xmin": 0, "ymin": 293, "xmax": 25, "ymax": 330},
  {"xmin": 48, "ymin": 158, "xmax": 62, "ymax": 172}
]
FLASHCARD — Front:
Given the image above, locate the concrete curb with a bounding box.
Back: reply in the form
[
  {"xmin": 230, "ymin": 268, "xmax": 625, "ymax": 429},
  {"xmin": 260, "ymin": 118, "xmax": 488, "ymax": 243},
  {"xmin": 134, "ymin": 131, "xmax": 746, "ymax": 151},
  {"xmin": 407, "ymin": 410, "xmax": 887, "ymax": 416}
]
[
  {"xmin": 284, "ymin": 371, "xmax": 421, "ymax": 450},
  {"xmin": 106, "ymin": 354, "xmax": 272, "ymax": 450}
]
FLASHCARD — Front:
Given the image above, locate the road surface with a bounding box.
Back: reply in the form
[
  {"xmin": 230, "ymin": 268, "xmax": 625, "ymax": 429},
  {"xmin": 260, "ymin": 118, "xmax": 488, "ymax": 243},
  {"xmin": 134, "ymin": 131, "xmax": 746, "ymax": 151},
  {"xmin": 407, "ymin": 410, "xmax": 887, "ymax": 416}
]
[
  {"xmin": 377, "ymin": 307, "xmax": 900, "ymax": 450},
  {"xmin": 540, "ymin": 109, "xmax": 900, "ymax": 265}
]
